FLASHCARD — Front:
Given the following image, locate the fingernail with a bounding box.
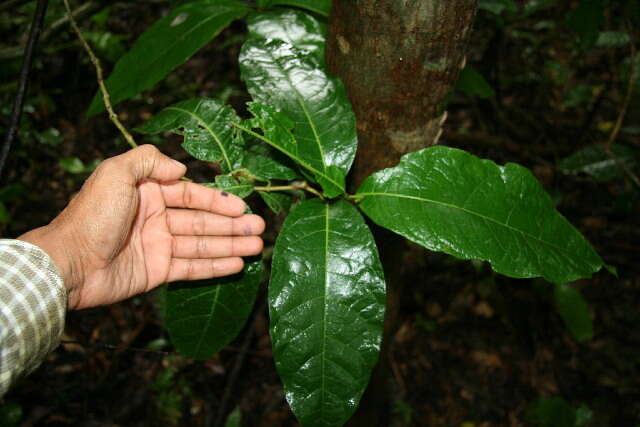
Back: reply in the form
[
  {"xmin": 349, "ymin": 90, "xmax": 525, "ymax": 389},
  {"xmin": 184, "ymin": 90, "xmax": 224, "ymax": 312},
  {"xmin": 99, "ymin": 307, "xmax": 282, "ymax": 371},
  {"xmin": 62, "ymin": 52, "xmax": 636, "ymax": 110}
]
[{"xmin": 172, "ymin": 159, "xmax": 186, "ymax": 169}]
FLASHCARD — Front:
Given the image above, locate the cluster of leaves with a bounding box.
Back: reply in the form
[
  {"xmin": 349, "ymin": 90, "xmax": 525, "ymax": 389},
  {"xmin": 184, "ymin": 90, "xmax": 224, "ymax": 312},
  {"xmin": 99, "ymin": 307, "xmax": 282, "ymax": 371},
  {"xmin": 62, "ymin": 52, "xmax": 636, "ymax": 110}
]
[{"xmin": 85, "ymin": 1, "xmax": 608, "ymax": 426}]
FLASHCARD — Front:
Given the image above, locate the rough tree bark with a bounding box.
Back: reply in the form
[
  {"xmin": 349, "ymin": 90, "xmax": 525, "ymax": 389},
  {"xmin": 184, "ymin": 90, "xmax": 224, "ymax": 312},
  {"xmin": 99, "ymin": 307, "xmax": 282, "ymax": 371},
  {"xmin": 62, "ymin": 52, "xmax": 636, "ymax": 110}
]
[
  {"xmin": 327, "ymin": 0, "xmax": 477, "ymax": 188},
  {"xmin": 326, "ymin": 1, "xmax": 477, "ymax": 425}
]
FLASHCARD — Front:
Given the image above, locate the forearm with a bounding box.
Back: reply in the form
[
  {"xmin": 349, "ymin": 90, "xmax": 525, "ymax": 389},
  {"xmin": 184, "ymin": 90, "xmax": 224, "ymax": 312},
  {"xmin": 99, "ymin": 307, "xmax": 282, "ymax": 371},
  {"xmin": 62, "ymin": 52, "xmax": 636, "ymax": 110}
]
[{"xmin": 0, "ymin": 239, "xmax": 67, "ymax": 398}]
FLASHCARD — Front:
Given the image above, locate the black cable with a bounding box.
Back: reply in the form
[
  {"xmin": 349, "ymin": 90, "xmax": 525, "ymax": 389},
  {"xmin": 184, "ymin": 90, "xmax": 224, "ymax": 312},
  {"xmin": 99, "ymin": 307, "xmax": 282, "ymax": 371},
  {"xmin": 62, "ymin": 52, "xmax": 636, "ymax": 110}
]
[{"xmin": 0, "ymin": 0, "xmax": 49, "ymax": 179}]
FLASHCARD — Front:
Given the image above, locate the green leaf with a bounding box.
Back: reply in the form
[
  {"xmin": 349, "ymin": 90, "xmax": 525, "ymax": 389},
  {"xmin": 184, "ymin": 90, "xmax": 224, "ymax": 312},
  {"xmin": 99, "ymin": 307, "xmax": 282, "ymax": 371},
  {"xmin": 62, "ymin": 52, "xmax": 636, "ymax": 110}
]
[
  {"xmin": 357, "ymin": 146, "xmax": 603, "ymax": 284},
  {"xmin": 479, "ymin": 0, "xmax": 517, "ymax": 15},
  {"xmin": 224, "ymin": 406, "xmax": 241, "ymax": 427},
  {"xmin": 59, "ymin": 157, "xmax": 86, "ymax": 174},
  {"xmin": 136, "ymin": 98, "xmax": 244, "ymax": 173},
  {"xmin": 259, "ymin": 191, "xmax": 292, "ymax": 214},
  {"xmin": 0, "ymin": 202, "xmax": 10, "ymax": 224},
  {"xmin": 595, "ymin": 31, "xmax": 630, "ymax": 47},
  {"xmin": 554, "ymin": 284, "xmax": 593, "ymax": 343},
  {"xmin": 526, "ymin": 396, "xmax": 576, "ymax": 427},
  {"xmin": 247, "ymin": 9, "xmax": 326, "ymax": 62},
  {"xmin": 558, "ymin": 144, "xmax": 637, "ymax": 182},
  {"xmin": 83, "ymin": 30, "xmax": 128, "ymax": 62},
  {"xmin": 164, "ymin": 256, "xmax": 261, "ymax": 360},
  {"xmin": 575, "ymin": 404, "xmax": 594, "ymax": 426},
  {"xmin": 240, "ymin": 38, "xmax": 357, "ymax": 197},
  {"xmin": 244, "ymin": 143, "xmax": 299, "ymax": 181},
  {"xmin": 457, "ymin": 66, "xmax": 495, "ymax": 99},
  {"xmin": 566, "ymin": 0, "xmax": 605, "ymax": 49},
  {"xmin": 0, "ymin": 401, "xmax": 22, "ymax": 427},
  {"xmin": 0, "ymin": 184, "xmax": 25, "ymax": 202},
  {"xmin": 258, "ymin": 0, "xmax": 331, "ymax": 17},
  {"xmin": 523, "ymin": 0, "xmax": 559, "ymax": 16},
  {"xmin": 270, "ymin": 199, "xmax": 386, "ymax": 426},
  {"xmin": 87, "ymin": 0, "xmax": 249, "ymax": 116},
  {"xmin": 240, "ymin": 102, "xmax": 345, "ymax": 195},
  {"xmin": 203, "ymin": 175, "xmax": 254, "ymax": 199}
]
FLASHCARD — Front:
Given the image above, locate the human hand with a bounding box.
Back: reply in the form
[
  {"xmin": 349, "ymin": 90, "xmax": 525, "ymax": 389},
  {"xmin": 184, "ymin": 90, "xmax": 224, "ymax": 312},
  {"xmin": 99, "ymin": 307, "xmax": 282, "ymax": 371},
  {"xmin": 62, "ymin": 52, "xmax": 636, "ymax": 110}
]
[{"xmin": 19, "ymin": 145, "xmax": 264, "ymax": 310}]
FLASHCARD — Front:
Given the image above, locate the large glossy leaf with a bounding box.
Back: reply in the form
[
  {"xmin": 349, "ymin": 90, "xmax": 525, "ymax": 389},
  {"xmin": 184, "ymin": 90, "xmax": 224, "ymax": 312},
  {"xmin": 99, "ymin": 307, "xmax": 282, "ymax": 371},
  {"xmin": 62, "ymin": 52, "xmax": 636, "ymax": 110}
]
[
  {"xmin": 270, "ymin": 199, "xmax": 386, "ymax": 426},
  {"xmin": 257, "ymin": 0, "xmax": 331, "ymax": 17},
  {"xmin": 240, "ymin": 102, "xmax": 339, "ymax": 193},
  {"xmin": 88, "ymin": 0, "xmax": 249, "ymax": 116},
  {"xmin": 554, "ymin": 284, "xmax": 593, "ymax": 343},
  {"xmin": 240, "ymin": 38, "xmax": 357, "ymax": 197},
  {"xmin": 136, "ymin": 98, "xmax": 244, "ymax": 173},
  {"xmin": 357, "ymin": 146, "xmax": 603, "ymax": 284},
  {"xmin": 164, "ymin": 257, "xmax": 261, "ymax": 360},
  {"xmin": 247, "ymin": 9, "xmax": 326, "ymax": 62}
]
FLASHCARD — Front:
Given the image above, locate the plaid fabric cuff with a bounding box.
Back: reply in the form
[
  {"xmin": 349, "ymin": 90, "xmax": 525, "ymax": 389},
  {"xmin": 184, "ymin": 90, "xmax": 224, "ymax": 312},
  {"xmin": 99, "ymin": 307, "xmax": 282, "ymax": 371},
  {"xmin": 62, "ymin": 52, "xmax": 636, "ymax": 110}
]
[{"xmin": 0, "ymin": 239, "xmax": 67, "ymax": 398}]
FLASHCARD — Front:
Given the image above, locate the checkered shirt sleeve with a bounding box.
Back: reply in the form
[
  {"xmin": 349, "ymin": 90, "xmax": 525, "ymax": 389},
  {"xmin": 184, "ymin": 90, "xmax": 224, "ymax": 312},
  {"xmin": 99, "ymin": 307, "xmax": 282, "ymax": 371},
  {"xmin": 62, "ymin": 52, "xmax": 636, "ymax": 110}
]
[{"xmin": 0, "ymin": 239, "xmax": 67, "ymax": 398}]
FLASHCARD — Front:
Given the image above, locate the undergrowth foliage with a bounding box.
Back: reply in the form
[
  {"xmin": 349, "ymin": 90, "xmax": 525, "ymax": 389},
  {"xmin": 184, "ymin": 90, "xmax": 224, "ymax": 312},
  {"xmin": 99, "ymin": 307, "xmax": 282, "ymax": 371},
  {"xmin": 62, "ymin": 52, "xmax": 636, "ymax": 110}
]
[{"xmin": 88, "ymin": 1, "xmax": 605, "ymax": 426}]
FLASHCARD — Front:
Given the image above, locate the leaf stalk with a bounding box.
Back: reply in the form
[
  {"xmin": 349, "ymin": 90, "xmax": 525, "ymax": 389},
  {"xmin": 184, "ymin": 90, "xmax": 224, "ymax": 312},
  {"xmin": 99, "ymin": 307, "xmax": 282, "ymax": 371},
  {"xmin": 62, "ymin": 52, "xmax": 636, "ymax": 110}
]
[{"xmin": 255, "ymin": 181, "xmax": 324, "ymax": 199}]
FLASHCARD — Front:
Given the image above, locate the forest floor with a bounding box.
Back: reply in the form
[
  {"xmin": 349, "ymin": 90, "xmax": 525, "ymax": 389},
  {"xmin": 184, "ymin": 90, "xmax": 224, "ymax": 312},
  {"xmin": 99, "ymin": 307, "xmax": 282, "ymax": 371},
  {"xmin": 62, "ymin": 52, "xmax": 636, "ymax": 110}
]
[{"xmin": 1, "ymin": 2, "xmax": 639, "ymax": 426}]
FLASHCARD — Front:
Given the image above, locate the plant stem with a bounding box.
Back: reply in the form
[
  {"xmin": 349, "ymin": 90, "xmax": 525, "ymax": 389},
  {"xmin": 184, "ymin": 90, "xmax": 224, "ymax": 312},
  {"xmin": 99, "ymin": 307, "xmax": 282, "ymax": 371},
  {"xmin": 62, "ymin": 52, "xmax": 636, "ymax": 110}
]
[
  {"xmin": 255, "ymin": 181, "xmax": 324, "ymax": 199},
  {"xmin": 63, "ymin": 0, "xmax": 137, "ymax": 149},
  {"xmin": 606, "ymin": 40, "xmax": 636, "ymax": 151},
  {"xmin": 0, "ymin": 0, "xmax": 49, "ymax": 179},
  {"xmin": 230, "ymin": 122, "xmax": 345, "ymax": 194}
]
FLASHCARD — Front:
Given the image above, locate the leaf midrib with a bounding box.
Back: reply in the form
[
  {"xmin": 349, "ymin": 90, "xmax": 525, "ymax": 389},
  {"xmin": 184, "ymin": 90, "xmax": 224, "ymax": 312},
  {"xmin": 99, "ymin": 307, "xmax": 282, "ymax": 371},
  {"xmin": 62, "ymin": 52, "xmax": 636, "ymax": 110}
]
[
  {"xmin": 233, "ymin": 123, "xmax": 344, "ymax": 193},
  {"xmin": 264, "ymin": 46, "xmax": 328, "ymax": 170},
  {"xmin": 358, "ymin": 191, "xmax": 585, "ymax": 261},
  {"xmin": 117, "ymin": 7, "xmax": 243, "ymax": 101},
  {"xmin": 193, "ymin": 285, "xmax": 221, "ymax": 358},
  {"xmin": 168, "ymin": 104, "xmax": 233, "ymax": 171}
]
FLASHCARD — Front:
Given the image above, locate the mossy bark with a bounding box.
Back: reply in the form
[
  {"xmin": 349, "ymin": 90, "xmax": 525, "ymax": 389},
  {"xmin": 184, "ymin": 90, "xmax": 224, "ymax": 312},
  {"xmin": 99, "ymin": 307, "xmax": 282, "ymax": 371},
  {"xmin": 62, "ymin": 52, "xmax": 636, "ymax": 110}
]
[{"xmin": 326, "ymin": 2, "xmax": 477, "ymax": 425}]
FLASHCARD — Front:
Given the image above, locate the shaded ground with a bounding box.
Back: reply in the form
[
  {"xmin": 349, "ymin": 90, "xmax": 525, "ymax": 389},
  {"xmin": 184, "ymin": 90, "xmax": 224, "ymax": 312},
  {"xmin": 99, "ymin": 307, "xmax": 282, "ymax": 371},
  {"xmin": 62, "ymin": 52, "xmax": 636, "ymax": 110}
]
[{"xmin": 1, "ymin": 2, "xmax": 639, "ymax": 426}]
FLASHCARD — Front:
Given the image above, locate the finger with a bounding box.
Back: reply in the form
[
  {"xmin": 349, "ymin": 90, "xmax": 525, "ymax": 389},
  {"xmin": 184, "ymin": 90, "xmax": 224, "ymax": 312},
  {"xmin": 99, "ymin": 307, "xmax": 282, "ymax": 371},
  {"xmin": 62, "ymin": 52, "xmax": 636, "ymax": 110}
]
[
  {"xmin": 172, "ymin": 235, "xmax": 263, "ymax": 258},
  {"xmin": 161, "ymin": 181, "xmax": 246, "ymax": 217},
  {"xmin": 166, "ymin": 210, "xmax": 265, "ymax": 236},
  {"xmin": 109, "ymin": 145, "xmax": 186, "ymax": 183},
  {"xmin": 167, "ymin": 257, "xmax": 244, "ymax": 282}
]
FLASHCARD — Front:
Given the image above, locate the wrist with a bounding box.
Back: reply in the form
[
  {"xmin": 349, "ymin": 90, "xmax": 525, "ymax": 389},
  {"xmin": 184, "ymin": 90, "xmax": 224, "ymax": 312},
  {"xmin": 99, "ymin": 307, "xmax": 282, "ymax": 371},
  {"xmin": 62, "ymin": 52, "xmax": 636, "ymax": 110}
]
[{"xmin": 18, "ymin": 224, "xmax": 84, "ymax": 309}]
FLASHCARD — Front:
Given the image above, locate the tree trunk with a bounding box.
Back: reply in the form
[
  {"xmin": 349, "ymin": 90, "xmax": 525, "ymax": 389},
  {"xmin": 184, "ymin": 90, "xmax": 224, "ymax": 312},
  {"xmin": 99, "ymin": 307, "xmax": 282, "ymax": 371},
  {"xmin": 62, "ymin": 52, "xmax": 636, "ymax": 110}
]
[
  {"xmin": 327, "ymin": 0, "xmax": 477, "ymax": 188},
  {"xmin": 326, "ymin": 2, "xmax": 477, "ymax": 425}
]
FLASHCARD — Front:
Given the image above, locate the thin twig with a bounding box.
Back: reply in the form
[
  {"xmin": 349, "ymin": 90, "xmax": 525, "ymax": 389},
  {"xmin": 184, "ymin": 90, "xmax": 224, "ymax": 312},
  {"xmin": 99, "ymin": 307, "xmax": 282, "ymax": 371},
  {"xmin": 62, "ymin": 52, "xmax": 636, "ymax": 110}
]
[
  {"xmin": 60, "ymin": 339, "xmax": 170, "ymax": 355},
  {"xmin": 603, "ymin": 30, "xmax": 639, "ymax": 188},
  {"xmin": 606, "ymin": 41, "xmax": 636, "ymax": 151},
  {"xmin": 0, "ymin": 0, "xmax": 49, "ymax": 179},
  {"xmin": 63, "ymin": 0, "xmax": 138, "ymax": 149}
]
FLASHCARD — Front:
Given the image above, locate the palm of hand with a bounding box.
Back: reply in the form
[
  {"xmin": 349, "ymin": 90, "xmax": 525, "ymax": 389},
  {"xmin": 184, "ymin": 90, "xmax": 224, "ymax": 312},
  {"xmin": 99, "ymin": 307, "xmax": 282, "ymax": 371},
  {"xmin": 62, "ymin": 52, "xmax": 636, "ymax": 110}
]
[
  {"xmin": 21, "ymin": 146, "xmax": 264, "ymax": 311},
  {"xmin": 74, "ymin": 179, "xmax": 263, "ymax": 310}
]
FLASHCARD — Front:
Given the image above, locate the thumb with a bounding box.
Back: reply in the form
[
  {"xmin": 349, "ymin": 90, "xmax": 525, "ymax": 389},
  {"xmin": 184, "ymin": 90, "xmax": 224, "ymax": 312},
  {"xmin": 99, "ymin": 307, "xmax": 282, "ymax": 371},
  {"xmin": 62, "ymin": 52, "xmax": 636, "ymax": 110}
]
[{"xmin": 121, "ymin": 144, "xmax": 186, "ymax": 182}]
